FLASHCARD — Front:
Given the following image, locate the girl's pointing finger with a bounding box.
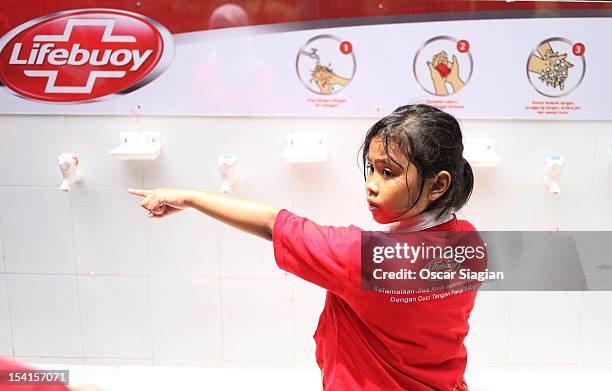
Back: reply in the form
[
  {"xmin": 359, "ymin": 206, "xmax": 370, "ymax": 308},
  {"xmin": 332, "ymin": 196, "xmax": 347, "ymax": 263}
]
[{"xmin": 128, "ymin": 188, "xmax": 151, "ymax": 197}]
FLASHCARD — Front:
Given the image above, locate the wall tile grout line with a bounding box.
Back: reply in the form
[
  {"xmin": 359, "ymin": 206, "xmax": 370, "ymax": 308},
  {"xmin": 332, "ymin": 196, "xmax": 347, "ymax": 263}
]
[
  {"xmin": 64, "ymin": 114, "xmax": 86, "ymax": 364},
  {"xmin": 574, "ymin": 291, "xmax": 586, "ymax": 364},
  {"xmin": 143, "ymin": 158, "xmax": 156, "ymax": 365},
  {"xmin": 69, "ymin": 177, "xmax": 86, "ymax": 364},
  {"xmin": 289, "ymin": 187, "xmax": 297, "ymax": 366},
  {"xmin": 503, "ymin": 291, "xmax": 514, "ymax": 368},
  {"xmin": 146, "ymin": 268, "xmax": 156, "ymax": 364},
  {"xmin": 588, "ymin": 125, "xmax": 599, "ymax": 198},
  {"xmin": 217, "ymin": 228, "xmax": 226, "ymax": 362},
  {"xmin": 15, "ymin": 355, "xmax": 155, "ymax": 361},
  {"xmin": 0, "ymin": 218, "xmax": 16, "ymax": 359},
  {"xmin": 1, "ymin": 271, "xmax": 236, "ymax": 279}
]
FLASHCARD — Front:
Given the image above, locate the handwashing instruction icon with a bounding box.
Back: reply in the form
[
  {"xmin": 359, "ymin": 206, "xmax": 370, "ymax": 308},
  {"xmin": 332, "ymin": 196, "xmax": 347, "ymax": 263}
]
[
  {"xmin": 413, "ymin": 36, "xmax": 473, "ymax": 96},
  {"xmin": 526, "ymin": 38, "xmax": 586, "ymax": 97},
  {"xmin": 296, "ymin": 34, "xmax": 356, "ymax": 95}
]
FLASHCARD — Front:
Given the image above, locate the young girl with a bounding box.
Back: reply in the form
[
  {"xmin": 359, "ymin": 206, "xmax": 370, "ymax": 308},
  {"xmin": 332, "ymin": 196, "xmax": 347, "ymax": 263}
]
[{"xmin": 128, "ymin": 104, "xmax": 477, "ymax": 391}]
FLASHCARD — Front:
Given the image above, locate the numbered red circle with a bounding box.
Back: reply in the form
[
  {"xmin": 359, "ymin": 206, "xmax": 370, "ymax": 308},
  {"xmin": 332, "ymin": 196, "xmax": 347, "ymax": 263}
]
[
  {"xmin": 572, "ymin": 43, "xmax": 585, "ymax": 56},
  {"xmin": 340, "ymin": 41, "xmax": 353, "ymax": 54},
  {"xmin": 457, "ymin": 40, "xmax": 470, "ymax": 53}
]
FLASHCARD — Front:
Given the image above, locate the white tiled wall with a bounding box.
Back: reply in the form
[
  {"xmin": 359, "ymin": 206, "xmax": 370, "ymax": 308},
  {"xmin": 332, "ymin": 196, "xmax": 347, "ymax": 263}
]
[
  {"xmin": 8, "ymin": 274, "xmax": 82, "ymax": 358},
  {"xmin": 149, "ymin": 276, "xmax": 223, "ymax": 361},
  {"xmin": 0, "ymin": 276, "xmax": 13, "ymax": 356},
  {"xmin": 0, "ymin": 187, "xmax": 75, "ymax": 274},
  {"xmin": 78, "ymin": 275, "xmax": 152, "ymax": 359},
  {"xmin": 72, "ymin": 189, "xmax": 148, "ymax": 276},
  {"xmin": 507, "ymin": 292, "xmax": 583, "ymax": 364},
  {"xmin": 578, "ymin": 291, "xmax": 612, "ymax": 364},
  {"xmin": 0, "ymin": 114, "xmax": 611, "ymax": 370},
  {"xmin": 222, "ymin": 277, "xmax": 294, "ymax": 363}
]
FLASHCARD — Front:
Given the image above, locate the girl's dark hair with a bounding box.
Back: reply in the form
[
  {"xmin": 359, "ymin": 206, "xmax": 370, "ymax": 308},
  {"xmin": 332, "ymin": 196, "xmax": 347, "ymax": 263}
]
[{"xmin": 358, "ymin": 104, "xmax": 474, "ymax": 220}]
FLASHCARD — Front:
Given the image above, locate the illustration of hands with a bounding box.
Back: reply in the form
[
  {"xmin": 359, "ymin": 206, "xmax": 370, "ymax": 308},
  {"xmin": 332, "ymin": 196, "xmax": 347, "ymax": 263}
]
[
  {"xmin": 311, "ymin": 64, "xmax": 351, "ymax": 94},
  {"xmin": 427, "ymin": 51, "xmax": 448, "ymax": 95},
  {"xmin": 427, "ymin": 51, "xmax": 465, "ymax": 96},
  {"xmin": 528, "ymin": 41, "xmax": 574, "ymax": 90}
]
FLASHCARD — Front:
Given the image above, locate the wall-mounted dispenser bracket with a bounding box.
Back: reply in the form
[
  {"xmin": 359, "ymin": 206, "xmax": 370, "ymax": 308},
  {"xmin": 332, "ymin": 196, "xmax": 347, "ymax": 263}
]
[
  {"xmin": 463, "ymin": 137, "xmax": 502, "ymax": 168},
  {"xmin": 109, "ymin": 131, "xmax": 161, "ymax": 160},
  {"xmin": 282, "ymin": 132, "xmax": 328, "ymax": 163}
]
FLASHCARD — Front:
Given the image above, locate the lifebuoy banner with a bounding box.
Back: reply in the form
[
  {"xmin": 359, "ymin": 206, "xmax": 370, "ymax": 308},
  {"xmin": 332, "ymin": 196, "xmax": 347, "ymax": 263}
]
[
  {"xmin": 0, "ymin": 9, "xmax": 173, "ymax": 104},
  {"xmin": 0, "ymin": 3, "xmax": 611, "ymax": 119}
]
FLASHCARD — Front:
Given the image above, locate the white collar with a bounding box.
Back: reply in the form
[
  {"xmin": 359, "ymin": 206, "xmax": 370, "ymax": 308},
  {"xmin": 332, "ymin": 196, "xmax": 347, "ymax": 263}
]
[{"xmin": 382, "ymin": 207, "xmax": 456, "ymax": 232}]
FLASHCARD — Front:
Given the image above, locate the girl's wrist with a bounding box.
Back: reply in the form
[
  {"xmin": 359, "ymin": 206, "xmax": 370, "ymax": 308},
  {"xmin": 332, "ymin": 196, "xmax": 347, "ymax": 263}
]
[{"xmin": 182, "ymin": 189, "xmax": 198, "ymax": 208}]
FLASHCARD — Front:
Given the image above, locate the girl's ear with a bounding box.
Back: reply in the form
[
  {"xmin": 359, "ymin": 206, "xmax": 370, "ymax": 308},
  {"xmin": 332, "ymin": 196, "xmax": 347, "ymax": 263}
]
[{"xmin": 427, "ymin": 171, "xmax": 451, "ymax": 202}]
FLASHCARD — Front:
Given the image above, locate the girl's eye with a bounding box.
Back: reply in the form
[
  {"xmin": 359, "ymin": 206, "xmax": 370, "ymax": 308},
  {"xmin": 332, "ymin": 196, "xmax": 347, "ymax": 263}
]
[{"xmin": 366, "ymin": 164, "xmax": 394, "ymax": 178}]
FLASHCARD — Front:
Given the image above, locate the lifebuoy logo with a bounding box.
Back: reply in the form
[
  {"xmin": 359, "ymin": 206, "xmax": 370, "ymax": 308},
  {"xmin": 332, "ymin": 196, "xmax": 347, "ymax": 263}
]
[{"xmin": 0, "ymin": 9, "xmax": 174, "ymax": 103}]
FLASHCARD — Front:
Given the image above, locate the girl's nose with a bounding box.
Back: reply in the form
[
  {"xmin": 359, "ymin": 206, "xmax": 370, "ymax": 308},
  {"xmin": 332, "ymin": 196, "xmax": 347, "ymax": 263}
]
[{"xmin": 366, "ymin": 178, "xmax": 378, "ymax": 195}]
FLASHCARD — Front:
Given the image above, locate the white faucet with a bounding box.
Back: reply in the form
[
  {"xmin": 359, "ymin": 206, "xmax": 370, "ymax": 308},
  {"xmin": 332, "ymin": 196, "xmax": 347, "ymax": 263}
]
[
  {"xmin": 542, "ymin": 155, "xmax": 565, "ymax": 195},
  {"xmin": 217, "ymin": 153, "xmax": 238, "ymax": 194},
  {"xmin": 58, "ymin": 152, "xmax": 83, "ymax": 192}
]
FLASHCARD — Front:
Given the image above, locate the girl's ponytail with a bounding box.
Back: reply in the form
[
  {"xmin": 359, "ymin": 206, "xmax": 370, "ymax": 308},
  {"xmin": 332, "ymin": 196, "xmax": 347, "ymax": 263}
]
[{"xmin": 456, "ymin": 157, "xmax": 474, "ymax": 213}]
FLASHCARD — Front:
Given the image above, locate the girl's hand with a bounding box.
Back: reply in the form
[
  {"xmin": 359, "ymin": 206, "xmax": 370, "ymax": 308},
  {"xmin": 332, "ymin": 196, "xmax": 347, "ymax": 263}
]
[{"xmin": 128, "ymin": 188, "xmax": 191, "ymax": 219}]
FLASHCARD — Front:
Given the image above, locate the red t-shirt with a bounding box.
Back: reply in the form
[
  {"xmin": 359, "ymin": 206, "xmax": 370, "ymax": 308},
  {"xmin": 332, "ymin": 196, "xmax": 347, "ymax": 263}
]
[{"xmin": 272, "ymin": 209, "xmax": 478, "ymax": 391}]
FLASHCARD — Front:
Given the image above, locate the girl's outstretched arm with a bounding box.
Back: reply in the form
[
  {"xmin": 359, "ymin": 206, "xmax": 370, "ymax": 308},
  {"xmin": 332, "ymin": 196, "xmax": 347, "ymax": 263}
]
[
  {"xmin": 128, "ymin": 188, "xmax": 282, "ymax": 241},
  {"xmin": 187, "ymin": 189, "xmax": 282, "ymax": 241}
]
